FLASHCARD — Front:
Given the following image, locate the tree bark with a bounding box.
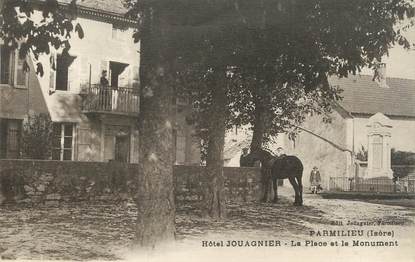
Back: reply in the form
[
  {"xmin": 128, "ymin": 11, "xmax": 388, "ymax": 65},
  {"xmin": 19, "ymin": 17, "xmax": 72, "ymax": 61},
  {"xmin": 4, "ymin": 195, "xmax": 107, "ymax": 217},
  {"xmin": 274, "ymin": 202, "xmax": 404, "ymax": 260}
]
[
  {"xmin": 203, "ymin": 72, "xmax": 227, "ymax": 219},
  {"xmin": 250, "ymin": 99, "xmax": 265, "ymax": 152},
  {"xmin": 135, "ymin": 8, "xmax": 175, "ymax": 248},
  {"xmin": 250, "ymin": 98, "xmax": 273, "ymax": 201}
]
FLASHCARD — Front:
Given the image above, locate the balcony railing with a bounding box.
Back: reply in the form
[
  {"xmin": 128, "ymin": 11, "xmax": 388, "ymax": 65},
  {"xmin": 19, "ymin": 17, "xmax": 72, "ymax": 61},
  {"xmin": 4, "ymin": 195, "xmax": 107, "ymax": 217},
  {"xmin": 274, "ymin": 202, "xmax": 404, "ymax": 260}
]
[{"xmin": 81, "ymin": 85, "xmax": 139, "ymax": 116}]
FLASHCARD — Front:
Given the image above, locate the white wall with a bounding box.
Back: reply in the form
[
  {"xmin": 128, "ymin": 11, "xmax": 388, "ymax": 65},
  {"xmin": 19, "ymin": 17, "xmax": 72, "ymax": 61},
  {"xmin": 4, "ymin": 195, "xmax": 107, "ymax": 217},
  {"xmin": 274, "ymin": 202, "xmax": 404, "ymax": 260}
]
[
  {"xmin": 283, "ymin": 110, "xmax": 350, "ymax": 188},
  {"xmin": 26, "ymin": 12, "xmax": 140, "ymax": 122}
]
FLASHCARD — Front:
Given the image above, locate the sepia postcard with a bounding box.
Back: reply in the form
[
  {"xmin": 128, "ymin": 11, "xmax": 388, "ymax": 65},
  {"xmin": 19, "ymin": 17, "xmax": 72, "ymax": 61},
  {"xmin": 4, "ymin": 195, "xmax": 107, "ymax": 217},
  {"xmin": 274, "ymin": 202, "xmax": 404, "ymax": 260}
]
[{"xmin": 0, "ymin": 1, "xmax": 414, "ymax": 261}]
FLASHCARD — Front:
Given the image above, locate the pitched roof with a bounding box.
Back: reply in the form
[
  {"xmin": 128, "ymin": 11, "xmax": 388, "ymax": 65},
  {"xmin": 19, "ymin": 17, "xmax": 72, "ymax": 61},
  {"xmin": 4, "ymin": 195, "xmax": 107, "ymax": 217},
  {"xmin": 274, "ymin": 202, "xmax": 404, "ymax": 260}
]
[
  {"xmin": 329, "ymin": 75, "xmax": 415, "ymax": 118},
  {"xmin": 58, "ymin": 0, "xmax": 128, "ymax": 16}
]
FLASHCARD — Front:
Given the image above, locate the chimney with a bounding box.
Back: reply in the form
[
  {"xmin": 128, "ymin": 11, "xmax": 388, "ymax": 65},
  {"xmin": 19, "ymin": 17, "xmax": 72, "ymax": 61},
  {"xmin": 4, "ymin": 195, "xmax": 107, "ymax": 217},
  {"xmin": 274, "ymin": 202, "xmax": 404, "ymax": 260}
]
[{"xmin": 372, "ymin": 62, "xmax": 389, "ymax": 88}]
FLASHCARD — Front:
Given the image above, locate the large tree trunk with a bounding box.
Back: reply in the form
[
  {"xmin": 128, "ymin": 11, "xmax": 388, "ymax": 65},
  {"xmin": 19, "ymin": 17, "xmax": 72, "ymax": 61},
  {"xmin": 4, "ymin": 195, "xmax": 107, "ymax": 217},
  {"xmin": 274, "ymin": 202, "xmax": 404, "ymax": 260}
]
[
  {"xmin": 203, "ymin": 72, "xmax": 227, "ymax": 219},
  {"xmin": 250, "ymin": 99, "xmax": 265, "ymax": 151},
  {"xmin": 250, "ymin": 99, "xmax": 273, "ymax": 201},
  {"xmin": 135, "ymin": 8, "xmax": 175, "ymax": 248}
]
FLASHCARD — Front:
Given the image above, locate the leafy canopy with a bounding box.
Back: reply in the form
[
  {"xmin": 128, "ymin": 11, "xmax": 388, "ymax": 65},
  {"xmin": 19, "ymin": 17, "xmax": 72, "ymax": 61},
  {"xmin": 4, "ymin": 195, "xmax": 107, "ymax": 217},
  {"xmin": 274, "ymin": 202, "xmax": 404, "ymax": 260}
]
[
  {"xmin": 1, "ymin": 0, "xmax": 83, "ymax": 75},
  {"xmin": 125, "ymin": 0, "xmax": 414, "ymax": 146}
]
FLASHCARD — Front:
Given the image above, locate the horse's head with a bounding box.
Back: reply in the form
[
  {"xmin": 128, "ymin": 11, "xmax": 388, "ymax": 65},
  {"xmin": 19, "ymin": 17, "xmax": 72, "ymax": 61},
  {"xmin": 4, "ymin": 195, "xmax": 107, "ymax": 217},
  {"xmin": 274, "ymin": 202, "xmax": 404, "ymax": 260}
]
[{"xmin": 245, "ymin": 148, "xmax": 274, "ymax": 166}]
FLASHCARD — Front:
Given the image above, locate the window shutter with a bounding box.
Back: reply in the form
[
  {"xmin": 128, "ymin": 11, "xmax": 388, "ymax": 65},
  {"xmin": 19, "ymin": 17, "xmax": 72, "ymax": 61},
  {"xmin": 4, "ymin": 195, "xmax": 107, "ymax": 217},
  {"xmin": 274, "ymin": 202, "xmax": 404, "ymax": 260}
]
[
  {"xmin": 80, "ymin": 56, "xmax": 90, "ymax": 93},
  {"xmin": 68, "ymin": 57, "xmax": 79, "ymax": 93},
  {"xmin": 118, "ymin": 66, "xmax": 129, "ymax": 88},
  {"xmin": 15, "ymin": 53, "xmax": 26, "ymax": 87},
  {"xmin": 77, "ymin": 127, "xmax": 91, "ymax": 161},
  {"xmin": 49, "ymin": 54, "xmax": 56, "ymax": 92},
  {"xmin": 132, "ymin": 65, "xmax": 139, "ymax": 89},
  {"xmin": 9, "ymin": 50, "xmax": 15, "ymax": 85},
  {"xmin": 127, "ymin": 66, "xmax": 132, "ymax": 89},
  {"xmin": 104, "ymin": 135, "xmax": 115, "ymax": 161}
]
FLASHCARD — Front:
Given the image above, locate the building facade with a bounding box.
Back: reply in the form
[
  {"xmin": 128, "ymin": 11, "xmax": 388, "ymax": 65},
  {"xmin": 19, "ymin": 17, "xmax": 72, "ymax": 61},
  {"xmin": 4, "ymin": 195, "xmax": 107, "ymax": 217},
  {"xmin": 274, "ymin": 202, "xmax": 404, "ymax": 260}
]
[
  {"xmin": 283, "ymin": 72, "xmax": 415, "ymax": 188},
  {"xmin": 0, "ymin": 0, "xmax": 200, "ymax": 164}
]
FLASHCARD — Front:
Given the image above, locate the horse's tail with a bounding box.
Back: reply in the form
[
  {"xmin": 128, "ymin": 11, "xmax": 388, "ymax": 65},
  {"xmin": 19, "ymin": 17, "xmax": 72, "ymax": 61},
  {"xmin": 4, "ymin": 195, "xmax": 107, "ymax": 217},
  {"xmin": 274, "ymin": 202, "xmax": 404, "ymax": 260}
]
[
  {"xmin": 293, "ymin": 156, "xmax": 303, "ymax": 188},
  {"xmin": 296, "ymin": 156, "xmax": 304, "ymax": 174},
  {"xmin": 289, "ymin": 155, "xmax": 303, "ymax": 174},
  {"xmin": 295, "ymin": 157, "xmax": 303, "ymax": 204}
]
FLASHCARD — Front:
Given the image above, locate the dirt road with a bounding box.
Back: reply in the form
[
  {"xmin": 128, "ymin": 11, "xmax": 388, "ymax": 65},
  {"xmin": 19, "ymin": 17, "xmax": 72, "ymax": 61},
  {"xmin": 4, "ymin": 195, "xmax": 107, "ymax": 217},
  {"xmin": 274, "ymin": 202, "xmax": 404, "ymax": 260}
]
[{"xmin": 0, "ymin": 186, "xmax": 414, "ymax": 261}]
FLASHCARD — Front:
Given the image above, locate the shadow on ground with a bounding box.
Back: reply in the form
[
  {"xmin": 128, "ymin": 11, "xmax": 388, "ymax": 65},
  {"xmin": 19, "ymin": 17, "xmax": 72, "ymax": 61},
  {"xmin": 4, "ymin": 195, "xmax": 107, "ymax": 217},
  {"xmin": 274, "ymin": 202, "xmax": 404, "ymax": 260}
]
[{"xmin": 0, "ymin": 189, "xmax": 413, "ymax": 260}]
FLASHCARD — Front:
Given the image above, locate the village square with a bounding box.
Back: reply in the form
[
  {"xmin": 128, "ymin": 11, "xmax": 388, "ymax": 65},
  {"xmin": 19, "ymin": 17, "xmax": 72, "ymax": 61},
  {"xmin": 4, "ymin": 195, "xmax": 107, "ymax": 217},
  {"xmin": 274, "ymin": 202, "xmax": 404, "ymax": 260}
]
[{"xmin": 0, "ymin": 0, "xmax": 415, "ymax": 261}]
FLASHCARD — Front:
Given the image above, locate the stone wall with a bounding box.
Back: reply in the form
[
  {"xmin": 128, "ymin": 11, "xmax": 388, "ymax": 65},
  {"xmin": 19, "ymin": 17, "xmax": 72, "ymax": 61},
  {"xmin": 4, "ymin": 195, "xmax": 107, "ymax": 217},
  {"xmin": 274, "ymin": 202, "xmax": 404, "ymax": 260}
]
[
  {"xmin": 0, "ymin": 160, "xmax": 138, "ymax": 205},
  {"xmin": 0, "ymin": 160, "xmax": 261, "ymax": 205},
  {"xmin": 174, "ymin": 165, "xmax": 261, "ymax": 203}
]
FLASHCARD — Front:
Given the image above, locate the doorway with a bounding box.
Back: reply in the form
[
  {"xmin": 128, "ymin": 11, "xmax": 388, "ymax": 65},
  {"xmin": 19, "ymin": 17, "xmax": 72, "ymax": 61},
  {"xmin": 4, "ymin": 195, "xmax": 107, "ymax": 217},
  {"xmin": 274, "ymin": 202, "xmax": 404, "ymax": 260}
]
[
  {"xmin": 115, "ymin": 135, "xmax": 129, "ymax": 162},
  {"xmin": 103, "ymin": 125, "xmax": 130, "ymax": 163}
]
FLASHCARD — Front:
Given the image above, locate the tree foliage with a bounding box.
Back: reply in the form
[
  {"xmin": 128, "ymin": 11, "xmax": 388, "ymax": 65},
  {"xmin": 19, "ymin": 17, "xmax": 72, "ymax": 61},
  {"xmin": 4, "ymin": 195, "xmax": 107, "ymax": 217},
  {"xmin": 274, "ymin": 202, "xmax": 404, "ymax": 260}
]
[
  {"xmin": 128, "ymin": 0, "xmax": 415, "ymax": 149},
  {"xmin": 1, "ymin": 0, "xmax": 83, "ymax": 75},
  {"xmin": 21, "ymin": 113, "xmax": 54, "ymax": 160}
]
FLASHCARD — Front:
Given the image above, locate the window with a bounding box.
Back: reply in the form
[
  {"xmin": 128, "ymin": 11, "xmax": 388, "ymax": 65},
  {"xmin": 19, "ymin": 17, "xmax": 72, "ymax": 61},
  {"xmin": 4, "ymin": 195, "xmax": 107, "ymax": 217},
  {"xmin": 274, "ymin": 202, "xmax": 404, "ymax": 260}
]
[
  {"xmin": 0, "ymin": 119, "xmax": 22, "ymax": 159},
  {"xmin": 52, "ymin": 123, "xmax": 74, "ymax": 160},
  {"xmin": 0, "ymin": 46, "xmax": 11, "ymax": 84},
  {"xmin": 109, "ymin": 61, "xmax": 128, "ymax": 88},
  {"xmin": 55, "ymin": 53, "xmax": 76, "ymax": 91},
  {"xmin": 0, "ymin": 45, "xmax": 27, "ymax": 87},
  {"xmin": 103, "ymin": 125, "xmax": 130, "ymax": 162}
]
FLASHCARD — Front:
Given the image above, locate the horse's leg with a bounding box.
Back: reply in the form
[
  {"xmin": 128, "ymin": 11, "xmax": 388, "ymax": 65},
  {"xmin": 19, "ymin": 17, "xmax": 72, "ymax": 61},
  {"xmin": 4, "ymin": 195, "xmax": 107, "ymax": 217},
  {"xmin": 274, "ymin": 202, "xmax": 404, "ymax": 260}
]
[
  {"xmin": 296, "ymin": 176, "xmax": 303, "ymax": 206},
  {"xmin": 288, "ymin": 177, "xmax": 300, "ymax": 206},
  {"xmin": 272, "ymin": 176, "xmax": 278, "ymax": 203}
]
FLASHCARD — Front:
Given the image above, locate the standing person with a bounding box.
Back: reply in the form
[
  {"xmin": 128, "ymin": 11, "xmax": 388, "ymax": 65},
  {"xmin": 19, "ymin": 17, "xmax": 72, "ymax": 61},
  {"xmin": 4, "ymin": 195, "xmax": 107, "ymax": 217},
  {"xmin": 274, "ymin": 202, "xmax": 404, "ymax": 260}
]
[
  {"xmin": 240, "ymin": 148, "xmax": 250, "ymax": 167},
  {"xmin": 100, "ymin": 70, "xmax": 110, "ymax": 110},
  {"xmin": 100, "ymin": 70, "xmax": 109, "ymax": 86},
  {"xmin": 310, "ymin": 166, "xmax": 322, "ymax": 194}
]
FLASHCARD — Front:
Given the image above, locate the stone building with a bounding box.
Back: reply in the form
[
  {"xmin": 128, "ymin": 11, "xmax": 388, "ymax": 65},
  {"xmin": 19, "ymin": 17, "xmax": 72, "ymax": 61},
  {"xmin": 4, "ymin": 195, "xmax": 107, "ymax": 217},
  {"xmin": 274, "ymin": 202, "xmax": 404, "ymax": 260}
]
[
  {"xmin": 0, "ymin": 0, "xmax": 200, "ymax": 164},
  {"xmin": 282, "ymin": 69, "xmax": 415, "ymax": 188}
]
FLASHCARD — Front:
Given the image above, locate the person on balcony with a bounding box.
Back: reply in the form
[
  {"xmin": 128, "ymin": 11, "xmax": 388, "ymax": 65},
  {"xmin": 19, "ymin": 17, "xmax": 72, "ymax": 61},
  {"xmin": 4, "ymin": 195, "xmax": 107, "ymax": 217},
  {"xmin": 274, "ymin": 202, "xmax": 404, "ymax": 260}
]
[
  {"xmin": 100, "ymin": 70, "xmax": 110, "ymax": 110},
  {"xmin": 100, "ymin": 70, "xmax": 109, "ymax": 87}
]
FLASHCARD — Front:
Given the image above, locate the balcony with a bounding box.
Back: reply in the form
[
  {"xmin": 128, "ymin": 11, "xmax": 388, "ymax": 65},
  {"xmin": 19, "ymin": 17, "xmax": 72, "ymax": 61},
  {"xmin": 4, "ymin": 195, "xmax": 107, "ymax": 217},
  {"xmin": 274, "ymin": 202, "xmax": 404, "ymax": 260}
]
[{"xmin": 81, "ymin": 85, "xmax": 139, "ymax": 116}]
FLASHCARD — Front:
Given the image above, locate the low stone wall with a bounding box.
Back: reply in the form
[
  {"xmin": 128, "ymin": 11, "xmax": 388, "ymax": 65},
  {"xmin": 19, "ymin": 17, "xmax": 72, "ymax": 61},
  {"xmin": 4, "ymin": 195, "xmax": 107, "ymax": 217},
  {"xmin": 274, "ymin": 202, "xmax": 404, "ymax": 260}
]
[
  {"xmin": 0, "ymin": 160, "xmax": 262, "ymax": 205},
  {"xmin": 174, "ymin": 165, "xmax": 261, "ymax": 202},
  {"xmin": 0, "ymin": 160, "xmax": 139, "ymax": 204}
]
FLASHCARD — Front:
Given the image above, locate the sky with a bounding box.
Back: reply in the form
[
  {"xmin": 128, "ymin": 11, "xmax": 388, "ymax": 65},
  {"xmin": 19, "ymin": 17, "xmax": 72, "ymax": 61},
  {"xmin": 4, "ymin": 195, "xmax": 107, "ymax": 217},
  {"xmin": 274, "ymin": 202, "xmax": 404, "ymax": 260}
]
[{"xmin": 361, "ymin": 24, "xmax": 415, "ymax": 80}]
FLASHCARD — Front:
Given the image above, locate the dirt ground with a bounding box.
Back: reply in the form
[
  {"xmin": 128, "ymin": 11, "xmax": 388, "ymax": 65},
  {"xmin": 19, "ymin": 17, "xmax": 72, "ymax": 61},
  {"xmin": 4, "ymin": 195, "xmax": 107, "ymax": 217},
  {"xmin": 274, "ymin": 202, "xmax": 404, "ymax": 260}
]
[{"xmin": 0, "ymin": 186, "xmax": 414, "ymax": 261}]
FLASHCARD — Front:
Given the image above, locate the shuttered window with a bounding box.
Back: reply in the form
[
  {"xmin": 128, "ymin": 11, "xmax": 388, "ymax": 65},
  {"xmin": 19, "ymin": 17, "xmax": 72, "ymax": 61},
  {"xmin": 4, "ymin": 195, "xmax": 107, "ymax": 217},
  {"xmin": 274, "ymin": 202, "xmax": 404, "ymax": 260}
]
[
  {"xmin": 0, "ymin": 45, "xmax": 12, "ymax": 84},
  {"xmin": 52, "ymin": 123, "xmax": 75, "ymax": 160},
  {"xmin": 0, "ymin": 45, "xmax": 26, "ymax": 87},
  {"xmin": 0, "ymin": 119, "xmax": 22, "ymax": 159},
  {"xmin": 55, "ymin": 54, "xmax": 76, "ymax": 91}
]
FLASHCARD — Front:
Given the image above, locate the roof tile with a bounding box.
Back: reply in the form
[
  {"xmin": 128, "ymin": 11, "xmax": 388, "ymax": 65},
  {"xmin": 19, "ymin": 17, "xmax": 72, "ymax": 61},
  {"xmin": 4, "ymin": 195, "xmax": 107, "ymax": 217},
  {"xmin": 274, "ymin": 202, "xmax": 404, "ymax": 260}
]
[
  {"xmin": 329, "ymin": 75, "xmax": 415, "ymax": 118},
  {"xmin": 59, "ymin": 0, "xmax": 128, "ymax": 15}
]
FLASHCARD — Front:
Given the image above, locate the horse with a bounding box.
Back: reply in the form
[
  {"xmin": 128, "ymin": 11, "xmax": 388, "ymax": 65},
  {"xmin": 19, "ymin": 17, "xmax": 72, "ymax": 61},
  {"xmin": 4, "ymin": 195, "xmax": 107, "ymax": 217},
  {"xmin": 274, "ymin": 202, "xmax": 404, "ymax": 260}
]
[{"xmin": 245, "ymin": 148, "xmax": 304, "ymax": 206}]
